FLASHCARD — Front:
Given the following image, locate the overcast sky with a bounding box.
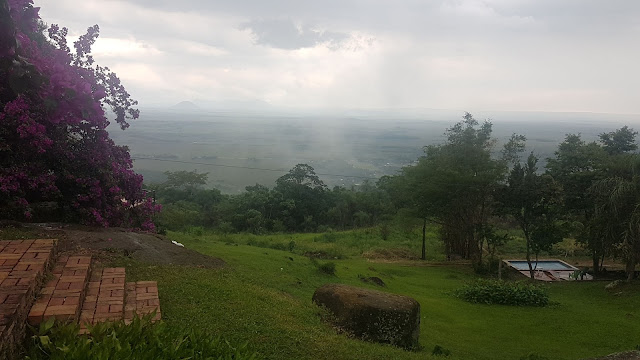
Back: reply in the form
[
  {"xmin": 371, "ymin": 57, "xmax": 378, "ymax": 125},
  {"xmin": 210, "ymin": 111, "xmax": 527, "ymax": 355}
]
[{"xmin": 36, "ymin": 0, "xmax": 640, "ymax": 114}]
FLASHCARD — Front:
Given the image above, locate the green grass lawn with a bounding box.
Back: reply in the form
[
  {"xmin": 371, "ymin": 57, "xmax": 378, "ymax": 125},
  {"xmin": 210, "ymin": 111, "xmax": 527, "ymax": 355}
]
[
  {"xmin": 112, "ymin": 231, "xmax": 640, "ymax": 360},
  {"xmin": 183, "ymin": 222, "xmax": 445, "ymax": 261}
]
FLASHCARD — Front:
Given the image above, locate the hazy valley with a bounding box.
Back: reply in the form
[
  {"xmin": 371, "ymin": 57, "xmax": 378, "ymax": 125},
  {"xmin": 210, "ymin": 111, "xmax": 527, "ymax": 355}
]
[{"xmin": 110, "ymin": 107, "xmax": 638, "ymax": 193}]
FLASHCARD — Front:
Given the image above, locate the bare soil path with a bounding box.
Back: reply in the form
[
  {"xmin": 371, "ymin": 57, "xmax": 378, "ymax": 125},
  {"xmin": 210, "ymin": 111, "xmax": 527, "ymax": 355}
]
[{"xmin": 19, "ymin": 224, "xmax": 225, "ymax": 268}]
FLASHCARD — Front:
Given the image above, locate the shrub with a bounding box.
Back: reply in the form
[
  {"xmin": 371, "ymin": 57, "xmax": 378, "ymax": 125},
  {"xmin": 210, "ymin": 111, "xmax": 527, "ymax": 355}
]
[
  {"xmin": 271, "ymin": 220, "xmax": 287, "ymax": 233},
  {"xmin": 314, "ymin": 232, "xmax": 338, "ymax": 243},
  {"xmin": 310, "ymin": 259, "xmax": 337, "ymax": 275},
  {"xmin": 473, "ymin": 258, "xmax": 501, "ymax": 275},
  {"xmin": 217, "ymin": 221, "xmax": 235, "ymax": 234},
  {"xmin": 454, "ymin": 279, "xmax": 549, "ymax": 307},
  {"xmin": 432, "ymin": 345, "xmax": 451, "ymax": 357},
  {"xmin": 185, "ymin": 226, "xmax": 205, "ymax": 237},
  {"xmin": 268, "ymin": 242, "xmax": 287, "ymax": 251},
  {"xmin": 288, "ymin": 240, "xmax": 296, "ymax": 252},
  {"xmin": 519, "ymin": 353, "xmax": 550, "ymax": 360},
  {"xmin": 26, "ymin": 316, "xmax": 259, "ymax": 360},
  {"xmin": 246, "ymin": 237, "xmax": 257, "ymax": 246},
  {"xmin": 316, "ymin": 225, "xmax": 333, "ymax": 233},
  {"xmin": 380, "ymin": 224, "xmax": 390, "ymax": 241},
  {"xmin": 156, "ymin": 201, "xmax": 203, "ymax": 231}
]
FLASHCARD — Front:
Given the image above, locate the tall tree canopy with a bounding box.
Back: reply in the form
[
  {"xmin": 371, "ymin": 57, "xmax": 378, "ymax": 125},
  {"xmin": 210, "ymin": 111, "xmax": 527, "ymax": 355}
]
[
  {"xmin": 599, "ymin": 126, "xmax": 638, "ymax": 155},
  {"xmin": 546, "ymin": 134, "xmax": 607, "ymax": 272},
  {"xmin": 400, "ymin": 113, "xmax": 506, "ymax": 263},
  {"xmin": 0, "ymin": 0, "xmax": 158, "ymax": 229},
  {"xmin": 591, "ymin": 155, "xmax": 640, "ymax": 281},
  {"xmin": 499, "ymin": 153, "xmax": 564, "ymax": 278},
  {"xmin": 547, "ymin": 128, "xmax": 638, "ymax": 274},
  {"xmin": 274, "ymin": 164, "xmax": 329, "ymax": 231}
]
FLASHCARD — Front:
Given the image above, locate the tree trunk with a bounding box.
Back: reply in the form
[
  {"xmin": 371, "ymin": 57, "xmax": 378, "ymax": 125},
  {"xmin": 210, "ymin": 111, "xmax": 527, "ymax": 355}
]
[
  {"xmin": 626, "ymin": 258, "xmax": 635, "ymax": 282},
  {"xmin": 525, "ymin": 233, "xmax": 534, "ymax": 280},
  {"xmin": 592, "ymin": 251, "xmax": 600, "ymax": 275},
  {"xmin": 421, "ymin": 217, "xmax": 427, "ymax": 260}
]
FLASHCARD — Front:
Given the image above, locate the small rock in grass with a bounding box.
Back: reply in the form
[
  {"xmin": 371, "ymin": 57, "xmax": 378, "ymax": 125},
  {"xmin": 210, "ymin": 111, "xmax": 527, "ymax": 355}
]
[
  {"xmin": 605, "ymin": 280, "xmax": 623, "ymax": 291},
  {"xmin": 581, "ymin": 350, "xmax": 640, "ymax": 360},
  {"xmin": 359, "ymin": 275, "xmax": 386, "ymax": 287}
]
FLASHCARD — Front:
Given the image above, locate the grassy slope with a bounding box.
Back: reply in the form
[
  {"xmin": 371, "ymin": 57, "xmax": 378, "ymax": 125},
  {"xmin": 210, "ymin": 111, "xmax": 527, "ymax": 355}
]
[
  {"xmin": 114, "ymin": 231, "xmax": 640, "ymax": 360},
  {"xmin": 198, "ymin": 223, "xmax": 446, "ymax": 260}
]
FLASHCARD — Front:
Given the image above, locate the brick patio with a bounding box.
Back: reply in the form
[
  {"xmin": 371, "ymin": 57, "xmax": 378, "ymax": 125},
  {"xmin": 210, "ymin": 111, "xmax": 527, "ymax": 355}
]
[
  {"xmin": 0, "ymin": 239, "xmax": 56, "ymax": 358},
  {"xmin": 0, "ymin": 239, "xmax": 162, "ymax": 359}
]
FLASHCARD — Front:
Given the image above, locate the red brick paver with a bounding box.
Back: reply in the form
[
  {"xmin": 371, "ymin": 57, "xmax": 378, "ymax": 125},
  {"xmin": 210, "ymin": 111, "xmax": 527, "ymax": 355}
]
[
  {"xmin": 0, "ymin": 238, "xmax": 162, "ymax": 348},
  {"xmin": 0, "ymin": 239, "xmax": 57, "ymax": 358},
  {"xmin": 123, "ymin": 281, "xmax": 161, "ymax": 324},
  {"xmin": 79, "ymin": 267, "xmax": 127, "ymax": 333},
  {"xmin": 28, "ymin": 255, "xmax": 91, "ymax": 325}
]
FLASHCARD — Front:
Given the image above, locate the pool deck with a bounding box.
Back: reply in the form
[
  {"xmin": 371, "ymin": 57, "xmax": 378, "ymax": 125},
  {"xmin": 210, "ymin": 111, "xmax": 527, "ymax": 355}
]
[{"xmin": 504, "ymin": 259, "xmax": 593, "ymax": 281}]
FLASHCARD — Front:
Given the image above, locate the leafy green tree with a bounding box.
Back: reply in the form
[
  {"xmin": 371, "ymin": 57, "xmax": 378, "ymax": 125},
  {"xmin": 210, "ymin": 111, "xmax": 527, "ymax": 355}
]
[
  {"xmin": 599, "ymin": 126, "xmax": 638, "ymax": 155},
  {"xmin": 276, "ymin": 164, "xmax": 326, "ymax": 188},
  {"xmin": 546, "ymin": 134, "xmax": 607, "ymax": 273},
  {"xmin": 326, "ymin": 187, "xmax": 355, "ymax": 229},
  {"xmin": 155, "ymin": 200, "xmax": 204, "ymax": 231},
  {"xmin": 547, "ymin": 127, "xmax": 638, "ymax": 274},
  {"xmin": 591, "ymin": 155, "xmax": 640, "ymax": 281},
  {"xmin": 152, "ymin": 171, "xmax": 226, "ymax": 230},
  {"xmin": 500, "ymin": 153, "xmax": 564, "ymax": 278},
  {"xmin": 162, "ymin": 170, "xmax": 209, "ymax": 189},
  {"xmin": 395, "ymin": 164, "xmax": 436, "ymax": 260},
  {"xmin": 244, "ymin": 209, "xmax": 265, "ymax": 234},
  {"xmin": 396, "ymin": 113, "xmax": 506, "ymax": 263},
  {"xmin": 327, "ymin": 181, "xmax": 394, "ymax": 230},
  {"xmin": 274, "ymin": 164, "xmax": 329, "ymax": 231}
]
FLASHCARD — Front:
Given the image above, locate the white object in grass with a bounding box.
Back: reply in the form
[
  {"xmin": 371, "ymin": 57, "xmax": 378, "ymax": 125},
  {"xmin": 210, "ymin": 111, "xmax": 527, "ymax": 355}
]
[{"xmin": 171, "ymin": 240, "xmax": 184, "ymax": 247}]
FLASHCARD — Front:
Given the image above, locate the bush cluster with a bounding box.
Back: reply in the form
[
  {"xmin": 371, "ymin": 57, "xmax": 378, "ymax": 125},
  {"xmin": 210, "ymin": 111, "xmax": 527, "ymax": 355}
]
[
  {"xmin": 26, "ymin": 316, "xmax": 258, "ymax": 360},
  {"xmin": 454, "ymin": 279, "xmax": 549, "ymax": 307},
  {"xmin": 310, "ymin": 258, "xmax": 337, "ymax": 275},
  {"xmin": 318, "ymin": 262, "xmax": 337, "ymax": 275}
]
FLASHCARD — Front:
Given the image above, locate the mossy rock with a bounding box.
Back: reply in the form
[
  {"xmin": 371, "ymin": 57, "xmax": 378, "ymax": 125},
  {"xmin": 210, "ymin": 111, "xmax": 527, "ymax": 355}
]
[{"xmin": 312, "ymin": 283, "xmax": 420, "ymax": 350}]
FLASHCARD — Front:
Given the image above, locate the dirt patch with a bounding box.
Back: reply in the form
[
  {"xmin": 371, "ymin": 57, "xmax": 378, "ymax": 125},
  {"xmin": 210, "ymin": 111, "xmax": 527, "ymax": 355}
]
[
  {"xmin": 303, "ymin": 251, "xmax": 334, "ymax": 259},
  {"xmin": 359, "ymin": 275, "xmax": 386, "ymax": 287},
  {"xmin": 20, "ymin": 223, "xmax": 225, "ymax": 268},
  {"xmin": 362, "ymin": 247, "xmax": 419, "ymax": 261}
]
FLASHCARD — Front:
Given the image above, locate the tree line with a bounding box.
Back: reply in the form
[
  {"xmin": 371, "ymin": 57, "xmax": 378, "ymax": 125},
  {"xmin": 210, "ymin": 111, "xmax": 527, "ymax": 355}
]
[
  {"xmin": 151, "ymin": 113, "xmax": 640, "ymax": 280},
  {"xmin": 150, "ymin": 164, "xmax": 394, "ymax": 234},
  {"xmin": 383, "ymin": 113, "xmax": 639, "ymax": 280}
]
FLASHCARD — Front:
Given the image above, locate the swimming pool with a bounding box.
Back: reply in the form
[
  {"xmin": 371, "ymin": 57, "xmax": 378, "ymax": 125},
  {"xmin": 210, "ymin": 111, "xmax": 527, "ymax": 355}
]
[{"xmin": 506, "ymin": 260, "xmax": 577, "ymax": 271}]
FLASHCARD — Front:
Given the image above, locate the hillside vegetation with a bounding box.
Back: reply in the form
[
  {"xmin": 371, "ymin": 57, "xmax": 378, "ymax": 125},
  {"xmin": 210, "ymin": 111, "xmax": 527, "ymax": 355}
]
[
  {"xmin": 3, "ymin": 1, "xmax": 640, "ymax": 359},
  {"xmin": 110, "ymin": 230, "xmax": 640, "ymax": 360}
]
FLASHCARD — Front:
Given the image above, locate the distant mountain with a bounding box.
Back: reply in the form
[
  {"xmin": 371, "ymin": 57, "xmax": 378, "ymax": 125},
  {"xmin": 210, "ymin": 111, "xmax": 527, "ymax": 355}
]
[
  {"xmin": 170, "ymin": 101, "xmax": 200, "ymax": 110},
  {"xmin": 195, "ymin": 99, "xmax": 273, "ymax": 111}
]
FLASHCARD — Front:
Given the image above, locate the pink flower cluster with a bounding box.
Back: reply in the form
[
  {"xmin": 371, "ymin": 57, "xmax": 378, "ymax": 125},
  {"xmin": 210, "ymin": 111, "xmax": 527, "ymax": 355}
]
[{"xmin": 0, "ymin": 0, "xmax": 158, "ymax": 230}]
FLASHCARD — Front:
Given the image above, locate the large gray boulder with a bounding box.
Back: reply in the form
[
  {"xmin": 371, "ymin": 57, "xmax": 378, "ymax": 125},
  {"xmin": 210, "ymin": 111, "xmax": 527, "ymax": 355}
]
[{"xmin": 312, "ymin": 283, "xmax": 420, "ymax": 350}]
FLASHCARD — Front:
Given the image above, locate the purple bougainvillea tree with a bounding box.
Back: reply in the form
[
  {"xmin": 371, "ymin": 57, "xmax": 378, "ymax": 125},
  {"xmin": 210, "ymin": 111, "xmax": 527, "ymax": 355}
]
[{"xmin": 0, "ymin": 0, "xmax": 159, "ymax": 230}]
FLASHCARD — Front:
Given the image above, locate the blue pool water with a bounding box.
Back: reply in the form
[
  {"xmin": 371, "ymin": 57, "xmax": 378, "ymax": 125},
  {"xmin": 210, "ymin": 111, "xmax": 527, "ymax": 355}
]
[{"xmin": 508, "ymin": 260, "xmax": 576, "ymax": 271}]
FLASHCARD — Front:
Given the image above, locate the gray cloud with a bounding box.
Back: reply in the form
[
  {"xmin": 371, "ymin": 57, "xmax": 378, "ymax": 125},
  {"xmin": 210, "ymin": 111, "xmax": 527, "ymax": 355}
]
[
  {"xmin": 34, "ymin": 0, "xmax": 640, "ymax": 114},
  {"xmin": 241, "ymin": 19, "xmax": 349, "ymax": 50}
]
